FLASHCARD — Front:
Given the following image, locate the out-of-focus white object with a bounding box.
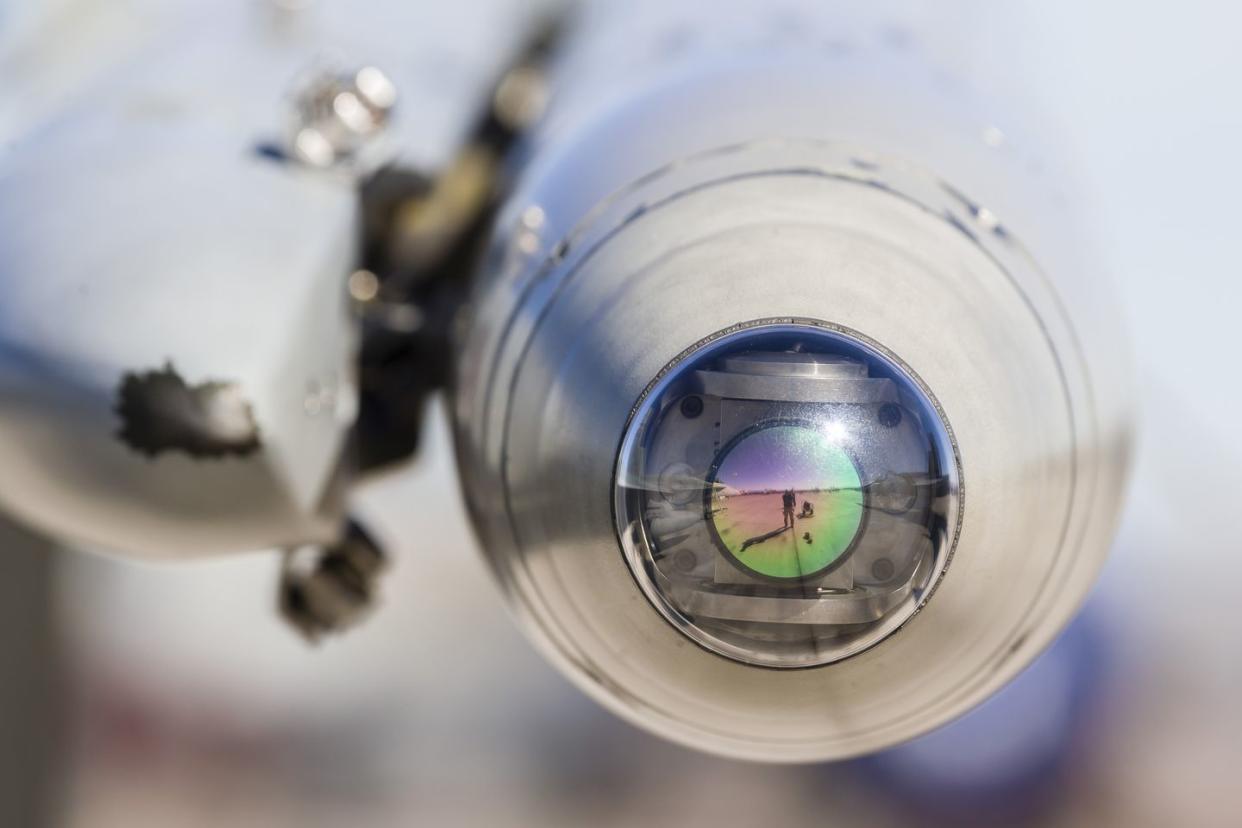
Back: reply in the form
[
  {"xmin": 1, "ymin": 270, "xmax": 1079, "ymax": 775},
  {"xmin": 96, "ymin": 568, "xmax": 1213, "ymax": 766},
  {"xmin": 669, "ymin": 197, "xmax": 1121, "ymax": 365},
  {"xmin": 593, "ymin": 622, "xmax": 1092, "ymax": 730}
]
[
  {"xmin": 0, "ymin": 23, "xmax": 360, "ymax": 558},
  {"xmin": 0, "ymin": 0, "xmax": 543, "ymax": 558}
]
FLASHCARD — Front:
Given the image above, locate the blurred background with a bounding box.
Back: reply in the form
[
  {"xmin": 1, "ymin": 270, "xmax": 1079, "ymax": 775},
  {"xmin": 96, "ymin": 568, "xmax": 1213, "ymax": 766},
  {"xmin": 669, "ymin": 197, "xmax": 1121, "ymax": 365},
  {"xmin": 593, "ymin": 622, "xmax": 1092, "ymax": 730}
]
[{"xmin": 2, "ymin": 1, "xmax": 1240, "ymax": 826}]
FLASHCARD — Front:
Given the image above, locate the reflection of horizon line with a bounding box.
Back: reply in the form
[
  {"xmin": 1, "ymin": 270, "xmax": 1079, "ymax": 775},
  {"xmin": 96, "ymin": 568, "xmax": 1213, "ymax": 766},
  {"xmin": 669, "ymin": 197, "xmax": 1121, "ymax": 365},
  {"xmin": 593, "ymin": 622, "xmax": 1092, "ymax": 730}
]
[{"xmin": 727, "ymin": 486, "xmax": 862, "ymax": 496}]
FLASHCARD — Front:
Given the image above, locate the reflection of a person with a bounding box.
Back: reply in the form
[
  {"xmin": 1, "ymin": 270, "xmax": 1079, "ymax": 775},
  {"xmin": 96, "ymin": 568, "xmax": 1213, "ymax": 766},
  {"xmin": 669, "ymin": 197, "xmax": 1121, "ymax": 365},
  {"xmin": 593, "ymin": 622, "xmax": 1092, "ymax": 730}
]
[{"xmin": 782, "ymin": 489, "xmax": 796, "ymax": 529}]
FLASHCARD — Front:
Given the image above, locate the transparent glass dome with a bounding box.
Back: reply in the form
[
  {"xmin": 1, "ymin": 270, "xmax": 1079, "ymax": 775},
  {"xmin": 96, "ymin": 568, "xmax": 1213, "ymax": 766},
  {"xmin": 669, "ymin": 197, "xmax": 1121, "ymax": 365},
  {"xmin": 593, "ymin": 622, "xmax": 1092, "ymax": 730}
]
[{"xmin": 614, "ymin": 324, "xmax": 960, "ymax": 668}]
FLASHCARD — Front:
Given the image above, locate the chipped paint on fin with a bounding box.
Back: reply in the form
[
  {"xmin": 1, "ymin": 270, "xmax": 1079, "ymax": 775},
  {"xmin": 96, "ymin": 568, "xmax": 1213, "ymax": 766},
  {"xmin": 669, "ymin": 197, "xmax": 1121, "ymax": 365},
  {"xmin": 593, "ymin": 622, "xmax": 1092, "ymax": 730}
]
[{"xmin": 116, "ymin": 362, "xmax": 261, "ymax": 459}]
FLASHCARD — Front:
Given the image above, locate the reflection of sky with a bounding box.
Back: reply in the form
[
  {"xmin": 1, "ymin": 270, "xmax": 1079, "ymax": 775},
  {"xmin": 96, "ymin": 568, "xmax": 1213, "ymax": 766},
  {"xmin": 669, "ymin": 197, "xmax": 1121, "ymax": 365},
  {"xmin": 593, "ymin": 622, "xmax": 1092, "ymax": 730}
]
[{"xmin": 715, "ymin": 424, "xmax": 859, "ymax": 493}]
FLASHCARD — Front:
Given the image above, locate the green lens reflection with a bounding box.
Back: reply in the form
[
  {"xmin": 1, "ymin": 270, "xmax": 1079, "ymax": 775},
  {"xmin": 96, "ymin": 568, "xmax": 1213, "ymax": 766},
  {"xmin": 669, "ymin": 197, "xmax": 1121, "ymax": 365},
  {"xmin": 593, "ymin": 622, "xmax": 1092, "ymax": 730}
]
[{"xmin": 708, "ymin": 424, "xmax": 864, "ymax": 580}]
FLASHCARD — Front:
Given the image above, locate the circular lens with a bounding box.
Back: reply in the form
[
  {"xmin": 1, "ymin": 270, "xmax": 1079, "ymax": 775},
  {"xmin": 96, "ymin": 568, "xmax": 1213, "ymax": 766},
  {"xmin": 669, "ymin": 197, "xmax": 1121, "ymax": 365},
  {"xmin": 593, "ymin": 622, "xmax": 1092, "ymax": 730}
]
[
  {"xmin": 614, "ymin": 322, "xmax": 959, "ymax": 668},
  {"xmin": 707, "ymin": 423, "xmax": 864, "ymax": 581}
]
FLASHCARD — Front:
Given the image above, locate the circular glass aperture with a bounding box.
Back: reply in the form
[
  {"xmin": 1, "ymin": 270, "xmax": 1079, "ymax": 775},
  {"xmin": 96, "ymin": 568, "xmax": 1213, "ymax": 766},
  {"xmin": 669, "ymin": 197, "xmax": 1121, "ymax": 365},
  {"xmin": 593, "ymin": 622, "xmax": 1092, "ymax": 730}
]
[
  {"xmin": 707, "ymin": 423, "xmax": 865, "ymax": 581},
  {"xmin": 614, "ymin": 323, "xmax": 960, "ymax": 668}
]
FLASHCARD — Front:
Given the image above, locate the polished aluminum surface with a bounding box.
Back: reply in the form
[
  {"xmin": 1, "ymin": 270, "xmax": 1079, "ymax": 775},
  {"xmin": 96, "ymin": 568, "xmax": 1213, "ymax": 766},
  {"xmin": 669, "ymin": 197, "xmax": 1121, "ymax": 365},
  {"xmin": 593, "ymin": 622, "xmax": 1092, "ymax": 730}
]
[
  {"xmin": 452, "ymin": 8, "xmax": 1130, "ymax": 760},
  {"xmin": 455, "ymin": 134, "xmax": 1129, "ymax": 760}
]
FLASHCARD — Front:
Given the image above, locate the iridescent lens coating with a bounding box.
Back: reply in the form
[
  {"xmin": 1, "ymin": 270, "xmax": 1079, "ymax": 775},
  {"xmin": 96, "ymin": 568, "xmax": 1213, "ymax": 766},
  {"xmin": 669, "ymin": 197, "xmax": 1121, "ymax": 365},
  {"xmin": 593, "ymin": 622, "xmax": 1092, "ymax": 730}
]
[
  {"xmin": 707, "ymin": 423, "xmax": 864, "ymax": 580},
  {"xmin": 613, "ymin": 323, "xmax": 959, "ymax": 668}
]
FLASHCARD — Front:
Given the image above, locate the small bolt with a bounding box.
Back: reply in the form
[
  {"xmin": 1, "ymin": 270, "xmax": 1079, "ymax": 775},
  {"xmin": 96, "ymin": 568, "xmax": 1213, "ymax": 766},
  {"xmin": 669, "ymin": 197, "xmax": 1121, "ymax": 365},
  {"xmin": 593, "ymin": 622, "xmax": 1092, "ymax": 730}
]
[
  {"xmin": 872, "ymin": 558, "xmax": 896, "ymax": 581},
  {"xmin": 878, "ymin": 403, "xmax": 903, "ymax": 428},
  {"xmin": 974, "ymin": 206, "xmax": 1000, "ymax": 231},
  {"xmin": 673, "ymin": 549, "xmax": 697, "ymax": 573},
  {"xmin": 521, "ymin": 205, "xmax": 546, "ymax": 230},
  {"xmin": 493, "ymin": 65, "xmax": 549, "ymax": 131},
  {"xmin": 516, "ymin": 231, "xmax": 540, "ymax": 255},
  {"xmin": 347, "ymin": 269, "xmax": 380, "ymax": 303},
  {"xmin": 680, "ymin": 396, "xmax": 704, "ymax": 419},
  {"xmin": 303, "ymin": 376, "xmax": 337, "ymax": 417}
]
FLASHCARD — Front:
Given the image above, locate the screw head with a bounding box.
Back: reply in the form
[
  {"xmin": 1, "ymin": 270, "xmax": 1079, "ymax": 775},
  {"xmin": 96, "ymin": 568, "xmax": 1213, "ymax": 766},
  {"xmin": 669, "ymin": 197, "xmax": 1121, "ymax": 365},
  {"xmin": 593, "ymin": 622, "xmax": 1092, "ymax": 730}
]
[{"xmin": 289, "ymin": 65, "xmax": 397, "ymax": 168}]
